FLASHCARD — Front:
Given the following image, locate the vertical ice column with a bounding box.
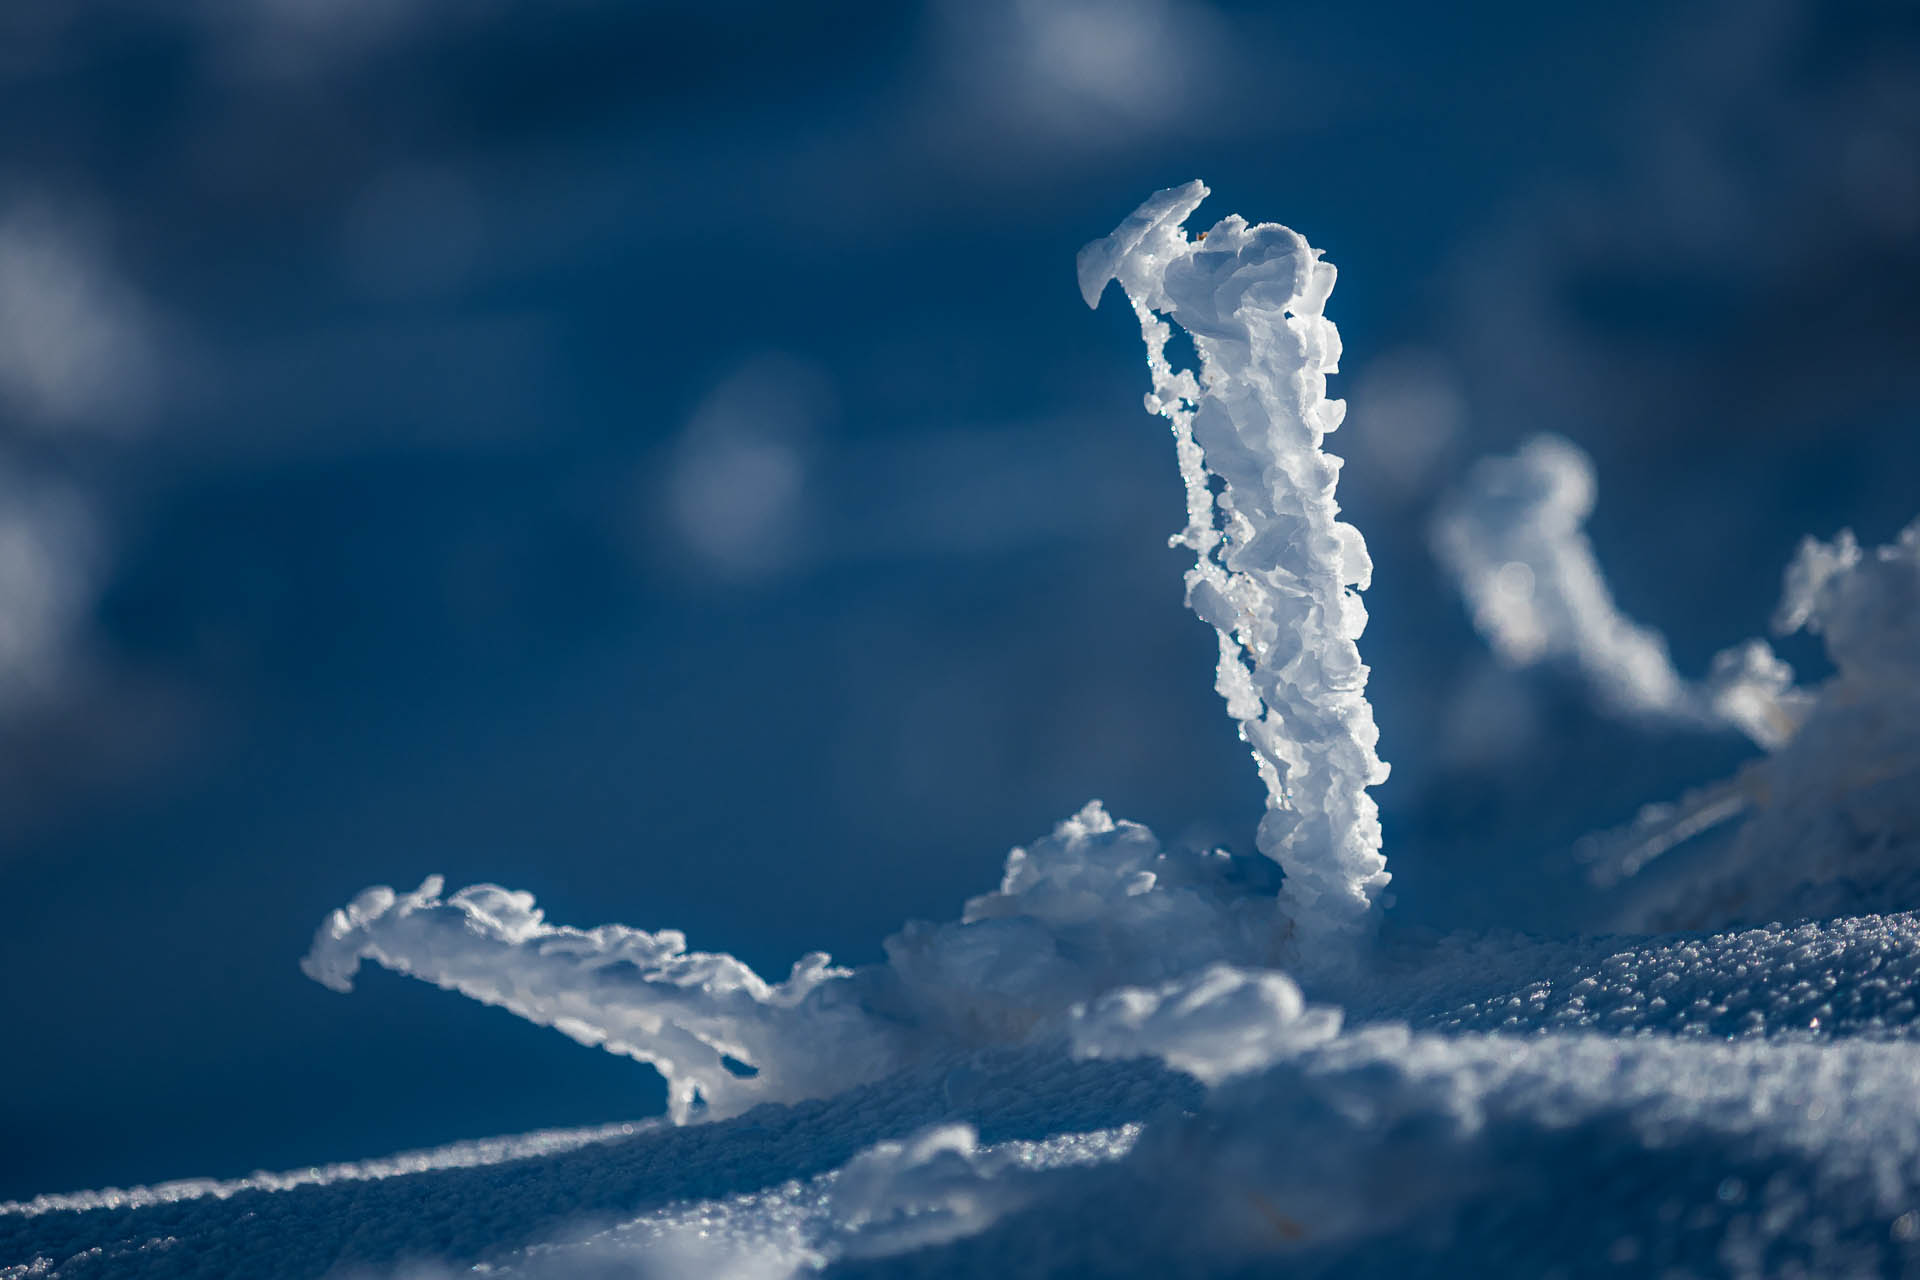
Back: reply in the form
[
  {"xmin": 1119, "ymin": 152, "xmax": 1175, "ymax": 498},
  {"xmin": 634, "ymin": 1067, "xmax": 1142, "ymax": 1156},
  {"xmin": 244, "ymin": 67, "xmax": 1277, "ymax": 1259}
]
[{"xmin": 1080, "ymin": 181, "xmax": 1390, "ymax": 948}]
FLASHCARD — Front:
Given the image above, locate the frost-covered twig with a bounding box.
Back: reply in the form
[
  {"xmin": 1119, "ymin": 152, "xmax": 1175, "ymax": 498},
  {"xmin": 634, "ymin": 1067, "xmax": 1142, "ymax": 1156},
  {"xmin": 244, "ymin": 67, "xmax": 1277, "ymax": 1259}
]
[
  {"xmin": 1433, "ymin": 434, "xmax": 1806, "ymax": 749},
  {"xmin": 303, "ymin": 804, "xmax": 1288, "ymax": 1119},
  {"xmin": 1079, "ymin": 181, "xmax": 1389, "ymax": 948},
  {"xmin": 302, "ymin": 878, "xmax": 904, "ymax": 1121}
]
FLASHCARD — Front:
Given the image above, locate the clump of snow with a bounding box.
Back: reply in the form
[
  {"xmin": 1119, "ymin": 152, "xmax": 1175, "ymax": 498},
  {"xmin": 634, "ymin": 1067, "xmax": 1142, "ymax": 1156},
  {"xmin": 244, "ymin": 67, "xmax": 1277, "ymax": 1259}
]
[
  {"xmin": 1432, "ymin": 433, "xmax": 1805, "ymax": 748},
  {"xmin": 1775, "ymin": 520, "xmax": 1920, "ymax": 685},
  {"xmin": 1071, "ymin": 963, "xmax": 1341, "ymax": 1086},
  {"xmin": 1019, "ymin": 1025, "xmax": 1920, "ymax": 1276},
  {"xmin": 827, "ymin": 1124, "xmax": 1034, "ymax": 1260},
  {"xmin": 1080, "ymin": 180, "xmax": 1390, "ymax": 949},
  {"xmin": 884, "ymin": 801, "xmax": 1286, "ymax": 1040}
]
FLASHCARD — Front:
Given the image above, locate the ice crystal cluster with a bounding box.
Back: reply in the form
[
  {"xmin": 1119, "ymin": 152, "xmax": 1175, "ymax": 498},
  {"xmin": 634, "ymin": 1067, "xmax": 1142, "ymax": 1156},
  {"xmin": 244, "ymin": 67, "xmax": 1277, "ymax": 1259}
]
[
  {"xmin": 302, "ymin": 800, "xmax": 1289, "ymax": 1122},
  {"xmin": 299, "ymin": 182, "xmax": 1378, "ymax": 1119},
  {"xmin": 1077, "ymin": 179, "xmax": 1389, "ymax": 946},
  {"xmin": 15, "ymin": 185, "xmax": 1920, "ymax": 1279}
]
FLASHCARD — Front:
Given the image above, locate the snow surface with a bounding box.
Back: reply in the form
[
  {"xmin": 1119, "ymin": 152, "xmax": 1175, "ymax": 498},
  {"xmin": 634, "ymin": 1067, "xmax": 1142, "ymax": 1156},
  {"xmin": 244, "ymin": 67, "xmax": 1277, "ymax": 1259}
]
[{"xmin": 10, "ymin": 183, "xmax": 1920, "ymax": 1278}]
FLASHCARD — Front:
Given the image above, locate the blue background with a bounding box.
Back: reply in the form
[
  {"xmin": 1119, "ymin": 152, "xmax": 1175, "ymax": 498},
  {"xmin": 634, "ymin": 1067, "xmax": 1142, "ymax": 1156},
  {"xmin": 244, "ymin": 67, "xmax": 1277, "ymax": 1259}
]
[{"xmin": 1, "ymin": 0, "xmax": 1915, "ymax": 1200}]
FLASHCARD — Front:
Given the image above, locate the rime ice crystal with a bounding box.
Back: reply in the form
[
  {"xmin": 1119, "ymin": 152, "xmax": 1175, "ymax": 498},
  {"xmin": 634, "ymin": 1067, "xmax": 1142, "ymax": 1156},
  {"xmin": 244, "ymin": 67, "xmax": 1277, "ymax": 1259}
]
[
  {"xmin": 301, "ymin": 876, "xmax": 903, "ymax": 1121},
  {"xmin": 1079, "ymin": 181, "xmax": 1389, "ymax": 947},
  {"xmin": 300, "ymin": 804, "xmax": 1285, "ymax": 1119}
]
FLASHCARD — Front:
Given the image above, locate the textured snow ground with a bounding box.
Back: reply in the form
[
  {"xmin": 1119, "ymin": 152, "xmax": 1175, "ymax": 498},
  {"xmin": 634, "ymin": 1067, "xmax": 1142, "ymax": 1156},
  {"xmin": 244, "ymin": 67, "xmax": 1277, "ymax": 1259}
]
[
  {"xmin": 8, "ymin": 185, "xmax": 1917, "ymax": 1278},
  {"xmin": 13, "ymin": 915, "xmax": 1920, "ymax": 1277}
]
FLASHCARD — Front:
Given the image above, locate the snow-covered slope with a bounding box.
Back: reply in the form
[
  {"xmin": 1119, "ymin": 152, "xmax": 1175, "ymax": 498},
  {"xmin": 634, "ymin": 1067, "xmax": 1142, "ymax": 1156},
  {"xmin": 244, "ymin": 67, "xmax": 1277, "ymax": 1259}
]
[
  {"xmin": 8, "ymin": 184, "xmax": 1917, "ymax": 1279},
  {"xmin": 14, "ymin": 914, "xmax": 1920, "ymax": 1277}
]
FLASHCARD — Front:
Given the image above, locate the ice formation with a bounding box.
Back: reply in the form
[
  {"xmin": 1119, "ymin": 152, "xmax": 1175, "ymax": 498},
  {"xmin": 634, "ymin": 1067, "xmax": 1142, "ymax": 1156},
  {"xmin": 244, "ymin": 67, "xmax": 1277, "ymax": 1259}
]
[
  {"xmin": 303, "ymin": 182, "xmax": 1395, "ymax": 1124},
  {"xmin": 1078, "ymin": 180, "xmax": 1389, "ymax": 946},
  {"xmin": 303, "ymin": 803, "xmax": 1284, "ymax": 1120},
  {"xmin": 33, "ymin": 185, "xmax": 1867, "ymax": 1277},
  {"xmin": 1595, "ymin": 517, "xmax": 1920, "ymax": 929},
  {"xmin": 1433, "ymin": 434, "xmax": 1804, "ymax": 748},
  {"xmin": 1436, "ymin": 436, "xmax": 1920, "ymax": 928},
  {"xmin": 302, "ymin": 877, "xmax": 903, "ymax": 1122}
]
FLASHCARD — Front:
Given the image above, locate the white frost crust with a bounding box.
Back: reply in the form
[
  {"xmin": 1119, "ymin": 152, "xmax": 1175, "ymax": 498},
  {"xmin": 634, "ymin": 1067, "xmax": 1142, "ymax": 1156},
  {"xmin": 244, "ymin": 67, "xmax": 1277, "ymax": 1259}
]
[
  {"xmin": 303, "ymin": 803, "xmax": 1284, "ymax": 1121},
  {"xmin": 1084, "ymin": 1026, "xmax": 1920, "ymax": 1271},
  {"xmin": 452, "ymin": 1124, "xmax": 1139, "ymax": 1279},
  {"xmin": 1082, "ymin": 182, "xmax": 1390, "ymax": 949},
  {"xmin": 300, "ymin": 877, "xmax": 903, "ymax": 1122},
  {"xmin": 1432, "ymin": 434, "xmax": 1806, "ymax": 748},
  {"xmin": 1070, "ymin": 963, "xmax": 1342, "ymax": 1086},
  {"xmin": 0, "ymin": 1120, "xmax": 654, "ymax": 1218}
]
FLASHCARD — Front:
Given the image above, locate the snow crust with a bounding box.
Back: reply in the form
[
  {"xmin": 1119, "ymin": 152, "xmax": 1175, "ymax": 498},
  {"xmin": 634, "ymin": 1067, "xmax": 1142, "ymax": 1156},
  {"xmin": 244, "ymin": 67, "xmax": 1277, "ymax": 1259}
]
[{"xmin": 26, "ymin": 915, "xmax": 1920, "ymax": 1277}]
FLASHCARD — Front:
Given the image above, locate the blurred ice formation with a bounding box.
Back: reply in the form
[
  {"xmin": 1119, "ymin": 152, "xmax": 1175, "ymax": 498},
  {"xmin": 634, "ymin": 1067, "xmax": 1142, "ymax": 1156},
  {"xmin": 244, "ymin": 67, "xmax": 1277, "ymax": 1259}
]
[
  {"xmin": 1071, "ymin": 963, "xmax": 1341, "ymax": 1086},
  {"xmin": 0, "ymin": 206, "xmax": 160, "ymax": 433},
  {"xmin": 1433, "ymin": 434, "xmax": 1804, "ymax": 748},
  {"xmin": 662, "ymin": 356, "xmax": 827, "ymax": 582},
  {"xmin": 1078, "ymin": 179, "xmax": 1390, "ymax": 949},
  {"xmin": 1597, "ymin": 518, "xmax": 1920, "ymax": 930},
  {"xmin": 1439, "ymin": 437, "xmax": 1920, "ymax": 926},
  {"xmin": 0, "ymin": 458, "xmax": 100, "ymax": 713}
]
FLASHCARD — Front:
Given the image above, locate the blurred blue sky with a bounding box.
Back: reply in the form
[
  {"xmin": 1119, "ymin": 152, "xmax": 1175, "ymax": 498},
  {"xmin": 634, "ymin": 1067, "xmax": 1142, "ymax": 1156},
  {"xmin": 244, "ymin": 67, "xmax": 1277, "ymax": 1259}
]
[{"xmin": 1, "ymin": 0, "xmax": 1915, "ymax": 1200}]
